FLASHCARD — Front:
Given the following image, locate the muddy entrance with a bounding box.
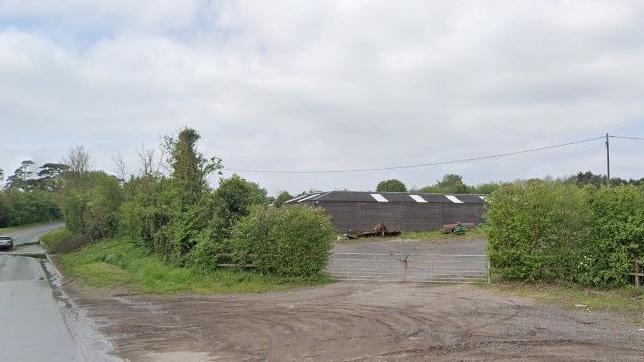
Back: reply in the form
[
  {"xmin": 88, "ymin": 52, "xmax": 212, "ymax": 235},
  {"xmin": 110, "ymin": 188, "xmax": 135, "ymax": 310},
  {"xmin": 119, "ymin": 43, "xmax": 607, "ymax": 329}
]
[{"xmin": 68, "ymin": 280, "xmax": 644, "ymax": 361}]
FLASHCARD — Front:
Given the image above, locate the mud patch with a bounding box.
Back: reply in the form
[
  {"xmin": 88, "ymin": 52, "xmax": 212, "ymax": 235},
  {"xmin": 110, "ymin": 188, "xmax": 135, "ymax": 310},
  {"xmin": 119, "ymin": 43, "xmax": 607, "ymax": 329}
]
[{"xmin": 67, "ymin": 282, "xmax": 644, "ymax": 361}]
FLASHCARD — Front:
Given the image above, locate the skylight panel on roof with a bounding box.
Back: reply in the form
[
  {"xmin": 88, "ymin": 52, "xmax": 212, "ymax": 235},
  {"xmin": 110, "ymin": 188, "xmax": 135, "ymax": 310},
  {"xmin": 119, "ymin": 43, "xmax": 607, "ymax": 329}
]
[
  {"xmin": 285, "ymin": 195, "xmax": 306, "ymax": 203},
  {"xmin": 409, "ymin": 194, "xmax": 427, "ymax": 203},
  {"xmin": 370, "ymin": 193, "xmax": 389, "ymax": 202},
  {"xmin": 298, "ymin": 194, "xmax": 319, "ymax": 202},
  {"xmin": 445, "ymin": 195, "xmax": 463, "ymax": 204}
]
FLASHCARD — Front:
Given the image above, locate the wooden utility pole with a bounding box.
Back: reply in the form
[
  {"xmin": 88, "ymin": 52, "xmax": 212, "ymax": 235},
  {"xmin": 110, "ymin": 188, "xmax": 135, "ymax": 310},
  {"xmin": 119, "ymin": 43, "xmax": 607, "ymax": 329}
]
[{"xmin": 605, "ymin": 133, "xmax": 610, "ymax": 186}]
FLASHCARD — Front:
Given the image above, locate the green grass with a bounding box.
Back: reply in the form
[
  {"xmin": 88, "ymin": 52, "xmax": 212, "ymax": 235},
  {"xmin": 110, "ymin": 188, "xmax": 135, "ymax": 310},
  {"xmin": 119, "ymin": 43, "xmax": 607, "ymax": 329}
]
[
  {"xmin": 40, "ymin": 228, "xmax": 89, "ymax": 253},
  {"xmin": 339, "ymin": 228, "xmax": 484, "ymax": 243},
  {"xmin": 400, "ymin": 228, "xmax": 483, "ymax": 240},
  {"xmin": 57, "ymin": 237, "xmax": 330, "ymax": 294},
  {"xmin": 40, "ymin": 227, "xmax": 73, "ymax": 246},
  {"xmin": 485, "ymin": 281, "xmax": 644, "ymax": 322}
]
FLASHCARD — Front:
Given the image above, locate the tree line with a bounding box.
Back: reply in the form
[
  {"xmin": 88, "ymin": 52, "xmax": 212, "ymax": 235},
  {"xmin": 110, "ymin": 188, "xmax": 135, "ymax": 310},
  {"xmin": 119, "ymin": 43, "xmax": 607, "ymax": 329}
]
[
  {"xmin": 44, "ymin": 128, "xmax": 333, "ymax": 278},
  {"xmin": 0, "ymin": 161, "xmax": 69, "ymax": 227},
  {"xmin": 374, "ymin": 172, "xmax": 644, "ymax": 194}
]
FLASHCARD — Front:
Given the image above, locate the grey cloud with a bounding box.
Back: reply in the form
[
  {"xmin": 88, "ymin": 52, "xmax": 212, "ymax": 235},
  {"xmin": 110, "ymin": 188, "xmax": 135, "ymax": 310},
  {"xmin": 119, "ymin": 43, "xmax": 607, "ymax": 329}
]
[{"xmin": 1, "ymin": 1, "xmax": 643, "ymax": 193}]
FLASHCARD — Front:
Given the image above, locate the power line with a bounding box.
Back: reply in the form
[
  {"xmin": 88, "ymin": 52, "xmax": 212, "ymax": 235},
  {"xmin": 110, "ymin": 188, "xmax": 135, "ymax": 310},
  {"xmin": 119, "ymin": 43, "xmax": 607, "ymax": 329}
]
[
  {"xmin": 222, "ymin": 135, "xmax": 605, "ymax": 174},
  {"xmin": 610, "ymin": 135, "xmax": 644, "ymax": 141}
]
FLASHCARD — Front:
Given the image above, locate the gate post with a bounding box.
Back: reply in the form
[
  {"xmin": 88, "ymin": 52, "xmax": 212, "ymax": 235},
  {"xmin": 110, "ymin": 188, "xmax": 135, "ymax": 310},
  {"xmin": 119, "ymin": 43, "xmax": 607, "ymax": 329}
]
[{"xmin": 486, "ymin": 258, "xmax": 491, "ymax": 284}]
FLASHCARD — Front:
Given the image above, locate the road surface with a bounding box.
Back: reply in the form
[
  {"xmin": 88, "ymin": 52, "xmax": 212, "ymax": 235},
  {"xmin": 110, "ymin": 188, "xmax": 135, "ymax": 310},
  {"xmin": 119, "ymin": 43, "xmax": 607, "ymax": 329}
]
[
  {"xmin": 0, "ymin": 223, "xmax": 114, "ymax": 361},
  {"xmin": 5, "ymin": 221, "xmax": 64, "ymax": 246}
]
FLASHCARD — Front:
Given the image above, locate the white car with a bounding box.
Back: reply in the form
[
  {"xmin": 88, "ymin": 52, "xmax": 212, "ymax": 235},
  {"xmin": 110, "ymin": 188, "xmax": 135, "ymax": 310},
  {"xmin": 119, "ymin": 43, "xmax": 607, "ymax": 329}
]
[{"xmin": 0, "ymin": 235, "xmax": 14, "ymax": 251}]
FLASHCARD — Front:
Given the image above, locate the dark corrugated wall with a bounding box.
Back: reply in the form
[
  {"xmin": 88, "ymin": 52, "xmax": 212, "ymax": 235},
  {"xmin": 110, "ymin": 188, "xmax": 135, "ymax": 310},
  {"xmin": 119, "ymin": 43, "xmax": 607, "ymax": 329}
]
[{"xmin": 307, "ymin": 201, "xmax": 484, "ymax": 232}]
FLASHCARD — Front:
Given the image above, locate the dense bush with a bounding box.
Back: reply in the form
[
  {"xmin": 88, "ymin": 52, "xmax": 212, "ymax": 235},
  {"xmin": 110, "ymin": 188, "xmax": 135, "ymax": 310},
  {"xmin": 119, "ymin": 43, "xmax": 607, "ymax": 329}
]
[
  {"xmin": 485, "ymin": 181, "xmax": 643, "ymax": 287},
  {"xmin": 214, "ymin": 174, "xmax": 268, "ymax": 232},
  {"xmin": 579, "ymin": 185, "xmax": 644, "ymax": 286},
  {"xmin": 60, "ymin": 172, "xmax": 123, "ymax": 239},
  {"xmin": 0, "ymin": 190, "xmax": 60, "ymax": 227},
  {"xmin": 40, "ymin": 228, "xmax": 90, "ymax": 254},
  {"xmin": 119, "ymin": 175, "xmax": 172, "ymax": 251},
  {"xmin": 231, "ymin": 205, "xmax": 335, "ymax": 277}
]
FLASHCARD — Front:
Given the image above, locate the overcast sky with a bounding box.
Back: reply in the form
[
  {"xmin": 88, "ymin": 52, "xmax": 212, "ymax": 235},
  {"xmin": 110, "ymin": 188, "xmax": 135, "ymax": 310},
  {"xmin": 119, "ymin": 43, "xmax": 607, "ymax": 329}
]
[{"xmin": 1, "ymin": 1, "xmax": 643, "ymax": 194}]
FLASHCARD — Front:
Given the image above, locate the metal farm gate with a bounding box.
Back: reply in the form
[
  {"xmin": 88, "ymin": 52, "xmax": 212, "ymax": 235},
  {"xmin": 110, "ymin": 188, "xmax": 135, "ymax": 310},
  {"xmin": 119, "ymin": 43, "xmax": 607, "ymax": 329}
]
[{"xmin": 328, "ymin": 252, "xmax": 489, "ymax": 283}]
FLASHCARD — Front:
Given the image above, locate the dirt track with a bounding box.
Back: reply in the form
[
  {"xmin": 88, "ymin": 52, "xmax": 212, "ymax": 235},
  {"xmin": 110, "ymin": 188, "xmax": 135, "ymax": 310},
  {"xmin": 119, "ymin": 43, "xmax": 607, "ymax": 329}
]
[{"xmin": 68, "ymin": 281, "xmax": 644, "ymax": 361}]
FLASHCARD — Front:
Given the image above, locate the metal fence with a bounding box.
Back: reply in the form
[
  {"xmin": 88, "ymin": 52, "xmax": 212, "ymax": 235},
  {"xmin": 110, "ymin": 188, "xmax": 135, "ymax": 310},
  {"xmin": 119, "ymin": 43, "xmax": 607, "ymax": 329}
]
[{"xmin": 328, "ymin": 252, "xmax": 489, "ymax": 283}]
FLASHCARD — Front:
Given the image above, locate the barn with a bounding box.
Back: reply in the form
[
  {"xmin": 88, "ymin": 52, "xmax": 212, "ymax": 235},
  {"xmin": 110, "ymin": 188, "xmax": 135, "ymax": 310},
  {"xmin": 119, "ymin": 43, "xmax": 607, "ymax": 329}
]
[{"xmin": 284, "ymin": 191, "xmax": 486, "ymax": 232}]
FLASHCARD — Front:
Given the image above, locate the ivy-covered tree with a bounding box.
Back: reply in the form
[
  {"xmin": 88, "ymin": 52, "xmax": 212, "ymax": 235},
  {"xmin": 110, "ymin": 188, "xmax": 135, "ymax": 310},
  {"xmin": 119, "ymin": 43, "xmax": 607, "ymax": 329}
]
[{"xmin": 164, "ymin": 128, "xmax": 222, "ymax": 207}]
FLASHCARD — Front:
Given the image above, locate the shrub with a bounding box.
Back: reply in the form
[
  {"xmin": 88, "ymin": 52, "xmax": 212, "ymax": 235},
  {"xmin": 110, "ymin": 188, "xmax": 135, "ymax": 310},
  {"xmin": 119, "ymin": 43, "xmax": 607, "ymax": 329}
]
[
  {"xmin": 60, "ymin": 172, "xmax": 123, "ymax": 239},
  {"xmin": 186, "ymin": 237, "xmax": 219, "ymax": 273},
  {"xmin": 577, "ymin": 185, "xmax": 644, "ymax": 286},
  {"xmin": 231, "ymin": 205, "xmax": 335, "ymax": 277},
  {"xmin": 485, "ymin": 181, "xmax": 643, "ymax": 287},
  {"xmin": 485, "ymin": 181, "xmax": 588, "ymax": 282},
  {"xmin": 119, "ymin": 175, "xmax": 171, "ymax": 250},
  {"xmin": 215, "ymin": 174, "xmax": 268, "ymax": 233},
  {"xmin": 40, "ymin": 228, "xmax": 90, "ymax": 254}
]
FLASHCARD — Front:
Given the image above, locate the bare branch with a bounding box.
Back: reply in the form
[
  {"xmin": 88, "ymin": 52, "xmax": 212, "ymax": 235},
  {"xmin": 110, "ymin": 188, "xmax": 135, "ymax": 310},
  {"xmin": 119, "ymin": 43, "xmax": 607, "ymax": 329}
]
[
  {"xmin": 112, "ymin": 153, "xmax": 128, "ymax": 181},
  {"xmin": 65, "ymin": 145, "xmax": 91, "ymax": 174},
  {"xmin": 137, "ymin": 145, "xmax": 156, "ymax": 176}
]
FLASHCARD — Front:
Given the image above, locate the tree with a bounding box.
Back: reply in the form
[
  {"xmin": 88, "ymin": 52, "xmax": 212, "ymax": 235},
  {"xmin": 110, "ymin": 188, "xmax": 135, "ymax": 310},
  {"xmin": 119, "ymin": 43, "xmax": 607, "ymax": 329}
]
[
  {"xmin": 274, "ymin": 191, "xmax": 293, "ymax": 207},
  {"xmin": 215, "ymin": 174, "xmax": 268, "ymax": 230},
  {"xmin": 66, "ymin": 146, "xmax": 91, "ymax": 174},
  {"xmin": 36, "ymin": 163, "xmax": 69, "ymax": 192},
  {"xmin": 65, "ymin": 146, "xmax": 91, "ymax": 186},
  {"xmin": 473, "ymin": 182, "xmax": 501, "ymax": 194},
  {"xmin": 60, "ymin": 171, "xmax": 123, "ymax": 238},
  {"xmin": 5, "ymin": 160, "xmax": 35, "ymax": 191},
  {"xmin": 112, "ymin": 153, "xmax": 128, "ymax": 181},
  {"xmin": 376, "ymin": 179, "xmax": 407, "ymax": 192},
  {"xmin": 571, "ymin": 171, "xmax": 605, "ymax": 186},
  {"xmin": 164, "ymin": 128, "xmax": 222, "ymax": 207},
  {"xmin": 420, "ymin": 173, "xmax": 471, "ymax": 194},
  {"xmin": 137, "ymin": 145, "xmax": 157, "ymax": 177}
]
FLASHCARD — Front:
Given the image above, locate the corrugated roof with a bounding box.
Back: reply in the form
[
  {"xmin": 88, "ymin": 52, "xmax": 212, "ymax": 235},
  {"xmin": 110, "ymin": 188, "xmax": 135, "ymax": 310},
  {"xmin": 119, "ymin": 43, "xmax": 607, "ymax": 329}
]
[{"xmin": 286, "ymin": 191, "xmax": 486, "ymax": 204}]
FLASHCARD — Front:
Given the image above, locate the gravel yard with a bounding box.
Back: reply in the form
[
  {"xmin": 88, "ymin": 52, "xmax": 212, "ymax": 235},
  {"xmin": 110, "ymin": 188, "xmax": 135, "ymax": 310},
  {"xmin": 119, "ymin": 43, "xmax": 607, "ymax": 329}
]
[{"xmin": 68, "ymin": 280, "xmax": 644, "ymax": 361}]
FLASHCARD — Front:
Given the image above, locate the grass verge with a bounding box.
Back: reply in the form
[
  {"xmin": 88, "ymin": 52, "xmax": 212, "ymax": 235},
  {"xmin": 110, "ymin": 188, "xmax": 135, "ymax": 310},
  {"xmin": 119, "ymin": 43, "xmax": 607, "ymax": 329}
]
[
  {"xmin": 57, "ymin": 237, "xmax": 330, "ymax": 294},
  {"xmin": 484, "ymin": 281, "xmax": 643, "ymax": 322}
]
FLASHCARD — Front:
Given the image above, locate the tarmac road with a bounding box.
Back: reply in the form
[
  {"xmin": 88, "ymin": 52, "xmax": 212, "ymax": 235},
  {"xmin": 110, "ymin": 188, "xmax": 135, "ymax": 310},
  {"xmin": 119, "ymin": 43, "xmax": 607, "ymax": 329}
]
[
  {"xmin": 5, "ymin": 221, "xmax": 64, "ymax": 246},
  {"xmin": 0, "ymin": 223, "xmax": 114, "ymax": 361}
]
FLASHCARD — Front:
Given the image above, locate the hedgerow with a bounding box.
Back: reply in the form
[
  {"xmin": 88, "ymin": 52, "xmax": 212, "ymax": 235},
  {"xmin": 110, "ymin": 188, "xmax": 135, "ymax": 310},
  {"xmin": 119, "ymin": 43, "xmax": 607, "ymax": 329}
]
[{"xmin": 485, "ymin": 181, "xmax": 643, "ymax": 287}]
